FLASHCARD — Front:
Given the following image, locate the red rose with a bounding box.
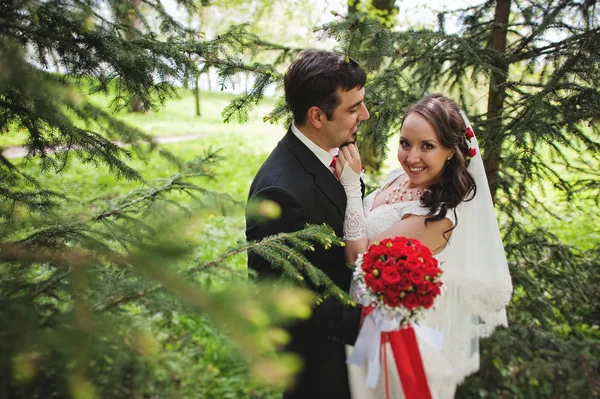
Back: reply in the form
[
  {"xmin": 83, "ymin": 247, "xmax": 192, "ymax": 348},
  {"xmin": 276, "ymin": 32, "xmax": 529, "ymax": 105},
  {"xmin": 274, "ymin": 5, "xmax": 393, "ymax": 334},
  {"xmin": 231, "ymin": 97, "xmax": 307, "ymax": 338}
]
[
  {"xmin": 422, "ymin": 266, "xmax": 438, "ymax": 280},
  {"xmin": 379, "ymin": 238, "xmax": 393, "ymax": 247},
  {"xmin": 406, "ymin": 258, "xmax": 422, "ymax": 271},
  {"xmin": 374, "ymin": 260, "xmax": 386, "ymax": 274},
  {"xmin": 384, "ymin": 294, "xmax": 401, "ymax": 307},
  {"xmin": 417, "ymin": 281, "xmax": 434, "ymax": 294},
  {"xmin": 386, "ymin": 284, "xmax": 401, "ymax": 297},
  {"xmin": 425, "ymin": 258, "xmax": 439, "ymax": 269},
  {"xmin": 403, "ymin": 246, "xmax": 418, "ymax": 259},
  {"xmin": 468, "ymin": 148, "xmax": 477, "ymax": 157},
  {"xmin": 389, "ymin": 245, "xmax": 407, "ymax": 258},
  {"xmin": 367, "ymin": 244, "xmax": 384, "ymax": 258},
  {"xmin": 361, "ymin": 259, "xmax": 374, "ymax": 273},
  {"xmin": 381, "ymin": 267, "xmax": 401, "ymax": 285},
  {"xmin": 365, "ymin": 273, "xmax": 377, "ymax": 288},
  {"xmin": 397, "ymin": 275, "xmax": 412, "ymax": 291},
  {"xmin": 403, "ymin": 293, "xmax": 419, "ymax": 310},
  {"xmin": 395, "ymin": 237, "xmax": 410, "ymax": 246},
  {"xmin": 396, "ymin": 264, "xmax": 409, "ymax": 276},
  {"xmin": 419, "ymin": 251, "xmax": 433, "ymax": 264},
  {"xmin": 410, "ymin": 269, "xmax": 426, "ymax": 284},
  {"xmin": 465, "ymin": 126, "xmax": 475, "ymax": 140},
  {"xmin": 419, "ymin": 294, "xmax": 434, "ymax": 309},
  {"xmin": 371, "ymin": 279, "xmax": 385, "ymax": 293},
  {"xmin": 384, "ymin": 258, "xmax": 398, "ymax": 270},
  {"xmin": 431, "ymin": 285, "xmax": 442, "ymax": 296}
]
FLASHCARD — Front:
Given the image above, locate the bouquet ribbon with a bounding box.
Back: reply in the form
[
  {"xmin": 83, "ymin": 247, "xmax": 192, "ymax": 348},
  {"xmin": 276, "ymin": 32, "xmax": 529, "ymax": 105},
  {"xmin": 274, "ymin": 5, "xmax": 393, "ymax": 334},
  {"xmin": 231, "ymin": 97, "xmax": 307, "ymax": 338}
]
[{"xmin": 347, "ymin": 308, "xmax": 443, "ymax": 399}]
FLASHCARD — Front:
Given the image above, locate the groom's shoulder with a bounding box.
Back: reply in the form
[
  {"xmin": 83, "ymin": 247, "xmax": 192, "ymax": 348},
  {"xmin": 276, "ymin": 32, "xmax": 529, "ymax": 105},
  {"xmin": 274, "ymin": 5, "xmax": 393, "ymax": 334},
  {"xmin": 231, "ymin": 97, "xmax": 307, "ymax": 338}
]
[{"xmin": 250, "ymin": 143, "xmax": 308, "ymax": 192}]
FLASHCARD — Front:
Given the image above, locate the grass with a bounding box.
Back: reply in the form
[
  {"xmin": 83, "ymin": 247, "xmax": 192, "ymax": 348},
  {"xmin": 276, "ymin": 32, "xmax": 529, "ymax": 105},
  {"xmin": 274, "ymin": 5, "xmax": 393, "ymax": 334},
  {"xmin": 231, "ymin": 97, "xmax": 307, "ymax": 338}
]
[{"xmin": 89, "ymin": 89, "xmax": 285, "ymax": 139}]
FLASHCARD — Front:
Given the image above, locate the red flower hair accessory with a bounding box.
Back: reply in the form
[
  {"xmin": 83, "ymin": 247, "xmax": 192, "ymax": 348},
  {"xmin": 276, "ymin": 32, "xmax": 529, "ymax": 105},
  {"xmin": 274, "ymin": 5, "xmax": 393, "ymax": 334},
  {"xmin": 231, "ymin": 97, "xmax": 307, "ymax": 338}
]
[{"xmin": 465, "ymin": 126, "xmax": 477, "ymax": 160}]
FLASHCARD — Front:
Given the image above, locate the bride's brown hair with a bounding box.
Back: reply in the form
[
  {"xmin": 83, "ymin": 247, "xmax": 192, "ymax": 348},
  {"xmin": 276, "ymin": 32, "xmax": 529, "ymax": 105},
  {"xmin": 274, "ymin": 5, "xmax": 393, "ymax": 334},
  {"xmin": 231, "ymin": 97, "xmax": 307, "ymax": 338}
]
[{"xmin": 400, "ymin": 94, "xmax": 476, "ymax": 228}]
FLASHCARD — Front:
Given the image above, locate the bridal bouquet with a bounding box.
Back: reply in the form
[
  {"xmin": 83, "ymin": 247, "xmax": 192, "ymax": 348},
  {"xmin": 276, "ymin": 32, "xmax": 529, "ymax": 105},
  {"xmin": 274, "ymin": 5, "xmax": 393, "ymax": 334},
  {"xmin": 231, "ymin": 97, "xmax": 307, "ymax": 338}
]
[
  {"xmin": 352, "ymin": 236, "xmax": 443, "ymax": 322},
  {"xmin": 347, "ymin": 237, "xmax": 443, "ymax": 399}
]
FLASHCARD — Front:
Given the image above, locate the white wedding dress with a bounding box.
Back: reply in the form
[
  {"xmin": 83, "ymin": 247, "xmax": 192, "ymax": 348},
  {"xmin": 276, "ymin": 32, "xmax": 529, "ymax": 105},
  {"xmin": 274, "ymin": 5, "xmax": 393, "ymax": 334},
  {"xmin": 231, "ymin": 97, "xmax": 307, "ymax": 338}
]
[{"xmin": 346, "ymin": 169, "xmax": 485, "ymax": 399}]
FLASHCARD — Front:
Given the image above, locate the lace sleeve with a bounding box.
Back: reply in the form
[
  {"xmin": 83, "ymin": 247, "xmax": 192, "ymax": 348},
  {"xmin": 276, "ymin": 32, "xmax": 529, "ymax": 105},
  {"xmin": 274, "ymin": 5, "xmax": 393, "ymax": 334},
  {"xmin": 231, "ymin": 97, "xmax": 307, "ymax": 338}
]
[{"xmin": 344, "ymin": 206, "xmax": 367, "ymax": 241}]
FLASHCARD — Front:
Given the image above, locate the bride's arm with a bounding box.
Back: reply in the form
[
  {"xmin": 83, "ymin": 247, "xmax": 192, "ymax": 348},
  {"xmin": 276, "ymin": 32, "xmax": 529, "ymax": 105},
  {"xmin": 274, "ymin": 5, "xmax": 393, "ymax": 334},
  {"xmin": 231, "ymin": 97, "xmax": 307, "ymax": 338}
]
[
  {"xmin": 336, "ymin": 145, "xmax": 370, "ymax": 264},
  {"xmin": 345, "ymin": 215, "xmax": 453, "ymax": 264}
]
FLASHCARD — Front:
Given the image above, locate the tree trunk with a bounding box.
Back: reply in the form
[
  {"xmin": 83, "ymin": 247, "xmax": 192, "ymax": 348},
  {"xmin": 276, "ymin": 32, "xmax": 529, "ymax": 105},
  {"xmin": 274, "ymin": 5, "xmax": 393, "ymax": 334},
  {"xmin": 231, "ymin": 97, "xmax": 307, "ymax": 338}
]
[
  {"xmin": 194, "ymin": 73, "xmax": 201, "ymax": 117},
  {"xmin": 484, "ymin": 0, "xmax": 511, "ymax": 203}
]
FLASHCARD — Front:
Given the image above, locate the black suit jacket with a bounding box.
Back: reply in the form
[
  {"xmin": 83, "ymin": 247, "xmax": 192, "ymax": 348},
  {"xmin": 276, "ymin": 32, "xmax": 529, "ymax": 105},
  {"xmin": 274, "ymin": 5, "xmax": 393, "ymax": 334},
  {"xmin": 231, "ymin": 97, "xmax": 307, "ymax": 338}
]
[{"xmin": 246, "ymin": 130, "xmax": 362, "ymax": 399}]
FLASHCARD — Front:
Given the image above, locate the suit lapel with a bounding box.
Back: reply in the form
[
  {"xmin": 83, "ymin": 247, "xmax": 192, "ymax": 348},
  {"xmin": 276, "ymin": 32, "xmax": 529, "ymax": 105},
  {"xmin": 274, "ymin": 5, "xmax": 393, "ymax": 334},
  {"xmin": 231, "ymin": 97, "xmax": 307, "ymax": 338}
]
[{"xmin": 283, "ymin": 130, "xmax": 346, "ymax": 217}]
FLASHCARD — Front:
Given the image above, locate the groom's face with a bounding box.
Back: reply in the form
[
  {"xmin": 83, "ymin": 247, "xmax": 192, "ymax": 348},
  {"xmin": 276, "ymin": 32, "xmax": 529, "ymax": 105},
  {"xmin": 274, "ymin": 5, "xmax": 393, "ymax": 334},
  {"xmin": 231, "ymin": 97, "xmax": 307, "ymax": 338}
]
[{"xmin": 321, "ymin": 86, "xmax": 369, "ymax": 149}]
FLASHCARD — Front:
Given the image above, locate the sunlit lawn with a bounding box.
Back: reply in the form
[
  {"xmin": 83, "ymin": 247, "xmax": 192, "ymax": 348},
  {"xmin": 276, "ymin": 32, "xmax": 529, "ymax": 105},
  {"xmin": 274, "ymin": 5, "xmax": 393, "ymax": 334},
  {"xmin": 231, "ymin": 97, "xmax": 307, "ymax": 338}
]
[{"xmin": 0, "ymin": 89, "xmax": 283, "ymax": 147}]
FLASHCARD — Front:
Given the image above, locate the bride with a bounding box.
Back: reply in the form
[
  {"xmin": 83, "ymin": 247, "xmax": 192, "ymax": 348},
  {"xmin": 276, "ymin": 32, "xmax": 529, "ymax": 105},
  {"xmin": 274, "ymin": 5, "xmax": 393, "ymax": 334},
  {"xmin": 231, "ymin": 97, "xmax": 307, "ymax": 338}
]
[{"xmin": 334, "ymin": 94, "xmax": 513, "ymax": 398}]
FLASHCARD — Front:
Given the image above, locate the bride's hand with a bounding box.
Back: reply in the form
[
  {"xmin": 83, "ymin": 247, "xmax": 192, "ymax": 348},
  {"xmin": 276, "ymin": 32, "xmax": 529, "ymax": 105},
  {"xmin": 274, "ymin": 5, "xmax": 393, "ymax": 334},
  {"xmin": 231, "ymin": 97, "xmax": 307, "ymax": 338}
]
[{"xmin": 336, "ymin": 143, "xmax": 362, "ymax": 181}]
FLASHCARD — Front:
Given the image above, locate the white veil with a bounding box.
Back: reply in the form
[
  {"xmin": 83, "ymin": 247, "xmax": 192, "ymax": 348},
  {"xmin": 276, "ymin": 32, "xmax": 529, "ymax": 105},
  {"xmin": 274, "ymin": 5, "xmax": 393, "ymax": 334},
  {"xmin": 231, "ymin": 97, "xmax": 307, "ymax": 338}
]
[{"xmin": 442, "ymin": 111, "xmax": 513, "ymax": 337}]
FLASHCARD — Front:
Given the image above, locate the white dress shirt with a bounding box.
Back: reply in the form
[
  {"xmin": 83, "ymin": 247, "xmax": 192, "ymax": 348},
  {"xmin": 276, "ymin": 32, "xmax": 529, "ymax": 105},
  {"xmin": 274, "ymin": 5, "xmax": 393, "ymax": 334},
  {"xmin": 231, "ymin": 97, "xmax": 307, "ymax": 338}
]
[{"xmin": 290, "ymin": 124, "xmax": 338, "ymax": 169}]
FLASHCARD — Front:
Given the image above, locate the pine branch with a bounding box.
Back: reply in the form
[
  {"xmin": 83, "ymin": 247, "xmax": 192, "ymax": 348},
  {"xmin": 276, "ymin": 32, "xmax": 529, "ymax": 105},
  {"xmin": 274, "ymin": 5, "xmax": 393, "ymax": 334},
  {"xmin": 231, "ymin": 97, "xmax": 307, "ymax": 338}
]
[{"xmin": 96, "ymin": 225, "xmax": 348, "ymax": 312}]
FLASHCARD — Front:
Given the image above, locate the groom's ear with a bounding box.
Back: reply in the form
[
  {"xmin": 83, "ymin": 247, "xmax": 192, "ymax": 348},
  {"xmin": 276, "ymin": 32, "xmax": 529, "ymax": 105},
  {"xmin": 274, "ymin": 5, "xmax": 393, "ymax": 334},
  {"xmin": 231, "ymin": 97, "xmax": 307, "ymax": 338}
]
[{"xmin": 306, "ymin": 106, "xmax": 323, "ymax": 129}]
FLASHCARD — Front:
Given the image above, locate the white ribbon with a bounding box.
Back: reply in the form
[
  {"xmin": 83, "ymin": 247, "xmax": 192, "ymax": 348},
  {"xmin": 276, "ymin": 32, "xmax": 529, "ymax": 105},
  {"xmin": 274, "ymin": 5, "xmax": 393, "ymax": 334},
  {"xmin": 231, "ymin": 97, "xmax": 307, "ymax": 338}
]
[
  {"xmin": 347, "ymin": 312, "xmax": 382, "ymax": 387},
  {"xmin": 413, "ymin": 322, "xmax": 444, "ymax": 349}
]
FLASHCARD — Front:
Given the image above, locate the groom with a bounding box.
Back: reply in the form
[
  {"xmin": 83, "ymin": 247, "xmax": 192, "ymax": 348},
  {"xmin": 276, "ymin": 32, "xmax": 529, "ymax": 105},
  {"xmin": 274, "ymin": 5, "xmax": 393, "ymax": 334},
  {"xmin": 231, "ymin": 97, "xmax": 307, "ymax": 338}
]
[{"xmin": 245, "ymin": 51, "xmax": 369, "ymax": 399}]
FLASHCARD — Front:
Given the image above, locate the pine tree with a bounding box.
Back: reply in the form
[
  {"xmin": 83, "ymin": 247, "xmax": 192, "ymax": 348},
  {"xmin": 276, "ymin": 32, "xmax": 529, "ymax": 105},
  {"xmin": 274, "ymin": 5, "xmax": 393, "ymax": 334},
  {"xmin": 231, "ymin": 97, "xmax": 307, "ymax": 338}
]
[{"xmin": 0, "ymin": 1, "xmax": 345, "ymax": 397}]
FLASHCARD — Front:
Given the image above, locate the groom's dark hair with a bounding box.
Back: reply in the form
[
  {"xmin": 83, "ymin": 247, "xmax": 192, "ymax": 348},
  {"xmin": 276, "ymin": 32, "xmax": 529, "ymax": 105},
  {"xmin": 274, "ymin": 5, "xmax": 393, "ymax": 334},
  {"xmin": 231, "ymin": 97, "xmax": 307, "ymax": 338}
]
[{"xmin": 284, "ymin": 50, "xmax": 366, "ymax": 124}]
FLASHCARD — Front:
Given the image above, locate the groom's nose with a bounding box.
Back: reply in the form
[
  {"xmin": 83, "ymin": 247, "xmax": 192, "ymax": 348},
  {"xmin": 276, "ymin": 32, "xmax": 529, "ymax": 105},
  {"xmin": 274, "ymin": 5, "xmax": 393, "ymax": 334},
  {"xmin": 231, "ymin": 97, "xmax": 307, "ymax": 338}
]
[{"xmin": 358, "ymin": 102, "xmax": 370, "ymax": 121}]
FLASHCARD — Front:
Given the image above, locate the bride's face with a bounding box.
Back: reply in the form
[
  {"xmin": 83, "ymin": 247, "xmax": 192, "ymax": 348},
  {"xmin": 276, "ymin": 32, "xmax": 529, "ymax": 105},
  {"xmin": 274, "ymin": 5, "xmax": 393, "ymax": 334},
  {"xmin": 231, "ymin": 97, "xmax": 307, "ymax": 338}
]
[{"xmin": 397, "ymin": 112, "xmax": 455, "ymax": 189}]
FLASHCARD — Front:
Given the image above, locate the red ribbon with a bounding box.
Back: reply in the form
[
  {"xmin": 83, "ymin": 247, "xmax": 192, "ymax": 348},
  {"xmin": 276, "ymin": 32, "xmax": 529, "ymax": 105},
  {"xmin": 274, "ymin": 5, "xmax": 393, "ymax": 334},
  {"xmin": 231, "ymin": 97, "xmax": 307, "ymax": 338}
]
[
  {"xmin": 362, "ymin": 306, "xmax": 431, "ymax": 399},
  {"xmin": 386, "ymin": 328, "xmax": 432, "ymax": 399}
]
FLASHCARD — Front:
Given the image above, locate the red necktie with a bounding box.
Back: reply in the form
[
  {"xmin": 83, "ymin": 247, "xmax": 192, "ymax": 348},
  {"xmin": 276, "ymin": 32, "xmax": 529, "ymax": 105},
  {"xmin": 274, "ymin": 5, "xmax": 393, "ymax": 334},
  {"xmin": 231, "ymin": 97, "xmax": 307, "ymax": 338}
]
[{"xmin": 329, "ymin": 156, "xmax": 340, "ymax": 181}]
